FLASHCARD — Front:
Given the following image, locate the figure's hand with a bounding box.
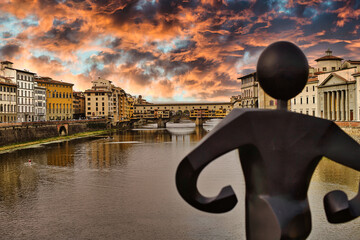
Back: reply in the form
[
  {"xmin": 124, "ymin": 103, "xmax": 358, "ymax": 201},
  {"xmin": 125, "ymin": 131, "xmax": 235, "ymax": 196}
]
[
  {"xmin": 176, "ymin": 157, "xmax": 237, "ymax": 213},
  {"xmin": 324, "ymin": 182, "xmax": 360, "ymax": 223}
]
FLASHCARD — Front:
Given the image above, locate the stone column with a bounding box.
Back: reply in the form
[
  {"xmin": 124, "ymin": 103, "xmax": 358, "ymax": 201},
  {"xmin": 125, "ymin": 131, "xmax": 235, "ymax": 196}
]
[
  {"xmin": 330, "ymin": 91, "xmax": 333, "ymax": 120},
  {"xmin": 337, "ymin": 91, "xmax": 341, "ymax": 121},
  {"xmin": 344, "ymin": 90, "xmax": 348, "ymax": 121},
  {"xmin": 323, "ymin": 92, "xmax": 327, "ymax": 119},
  {"xmin": 326, "ymin": 91, "xmax": 331, "ymax": 120},
  {"xmin": 339, "ymin": 90, "xmax": 343, "ymax": 121},
  {"xmin": 335, "ymin": 91, "xmax": 338, "ymax": 121}
]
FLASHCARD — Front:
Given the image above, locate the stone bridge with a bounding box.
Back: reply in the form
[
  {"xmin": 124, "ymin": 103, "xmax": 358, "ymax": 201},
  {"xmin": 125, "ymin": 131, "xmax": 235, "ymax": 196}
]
[{"xmin": 133, "ymin": 102, "xmax": 233, "ymax": 127}]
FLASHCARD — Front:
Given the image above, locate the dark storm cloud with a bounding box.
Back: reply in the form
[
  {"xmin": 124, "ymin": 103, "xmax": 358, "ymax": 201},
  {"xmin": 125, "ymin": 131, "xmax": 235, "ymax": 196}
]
[
  {"xmin": 0, "ymin": 43, "xmax": 21, "ymax": 58},
  {"xmin": 42, "ymin": 18, "xmax": 85, "ymax": 45},
  {"xmin": 2, "ymin": 32, "xmax": 12, "ymax": 38},
  {"xmin": 225, "ymin": 0, "xmax": 251, "ymax": 13},
  {"xmin": 241, "ymin": 68, "xmax": 256, "ymax": 76},
  {"xmin": 157, "ymin": 0, "xmax": 195, "ymax": 15},
  {"xmin": 267, "ymin": 18, "xmax": 298, "ymax": 33},
  {"xmin": 100, "ymin": 52, "xmax": 122, "ymax": 64},
  {"xmin": 252, "ymin": 0, "xmax": 270, "ymax": 16},
  {"xmin": 126, "ymin": 49, "xmax": 155, "ymax": 62},
  {"xmin": 302, "ymin": 12, "xmax": 339, "ymax": 36},
  {"xmin": 189, "ymin": 58, "xmax": 219, "ymax": 72},
  {"xmin": 108, "ymin": 38, "xmax": 122, "ymax": 49},
  {"xmin": 216, "ymin": 72, "xmax": 239, "ymax": 87},
  {"xmin": 1, "ymin": 0, "xmax": 360, "ymax": 100}
]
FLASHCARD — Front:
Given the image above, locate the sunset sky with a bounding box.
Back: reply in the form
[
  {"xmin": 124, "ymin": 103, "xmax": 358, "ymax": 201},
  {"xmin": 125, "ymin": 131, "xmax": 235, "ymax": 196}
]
[{"xmin": 0, "ymin": 0, "xmax": 359, "ymax": 102}]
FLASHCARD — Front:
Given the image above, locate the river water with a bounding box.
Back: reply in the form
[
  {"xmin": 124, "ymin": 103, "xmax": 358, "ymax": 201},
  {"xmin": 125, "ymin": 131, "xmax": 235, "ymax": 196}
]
[{"xmin": 0, "ymin": 119, "xmax": 359, "ymax": 240}]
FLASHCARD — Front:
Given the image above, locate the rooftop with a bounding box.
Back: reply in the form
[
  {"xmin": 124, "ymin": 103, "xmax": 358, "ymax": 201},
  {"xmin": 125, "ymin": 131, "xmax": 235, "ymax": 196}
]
[
  {"xmin": 35, "ymin": 76, "xmax": 74, "ymax": 86},
  {"xmin": 4, "ymin": 66, "xmax": 35, "ymax": 74},
  {"xmin": 315, "ymin": 49, "xmax": 343, "ymax": 62}
]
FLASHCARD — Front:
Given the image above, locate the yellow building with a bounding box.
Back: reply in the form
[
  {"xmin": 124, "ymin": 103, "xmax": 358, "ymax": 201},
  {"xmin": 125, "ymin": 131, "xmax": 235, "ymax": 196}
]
[
  {"xmin": 35, "ymin": 77, "xmax": 74, "ymax": 120},
  {"xmin": 127, "ymin": 94, "xmax": 134, "ymax": 120}
]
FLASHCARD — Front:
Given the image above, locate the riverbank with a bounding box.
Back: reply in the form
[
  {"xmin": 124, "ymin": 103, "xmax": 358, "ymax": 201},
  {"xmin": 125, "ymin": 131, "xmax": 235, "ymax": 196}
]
[{"xmin": 0, "ymin": 129, "xmax": 110, "ymax": 154}]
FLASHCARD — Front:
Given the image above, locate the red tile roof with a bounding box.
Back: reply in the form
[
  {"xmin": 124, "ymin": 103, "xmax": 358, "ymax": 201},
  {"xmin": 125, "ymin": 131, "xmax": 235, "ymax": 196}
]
[
  {"xmin": 35, "ymin": 77, "xmax": 74, "ymax": 86},
  {"xmin": 315, "ymin": 55, "xmax": 343, "ymax": 61},
  {"xmin": 85, "ymin": 89, "xmax": 112, "ymax": 93},
  {"xmin": 307, "ymin": 77, "xmax": 318, "ymax": 83}
]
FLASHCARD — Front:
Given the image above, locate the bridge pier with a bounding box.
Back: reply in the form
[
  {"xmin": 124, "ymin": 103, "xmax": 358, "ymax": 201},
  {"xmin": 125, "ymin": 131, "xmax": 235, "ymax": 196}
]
[
  {"xmin": 157, "ymin": 119, "xmax": 167, "ymax": 128},
  {"xmin": 195, "ymin": 118, "xmax": 204, "ymax": 126}
]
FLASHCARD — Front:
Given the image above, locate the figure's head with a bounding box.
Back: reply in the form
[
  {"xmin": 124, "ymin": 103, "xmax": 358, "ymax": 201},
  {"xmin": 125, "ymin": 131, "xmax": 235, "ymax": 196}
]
[{"xmin": 256, "ymin": 41, "xmax": 309, "ymax": 101}]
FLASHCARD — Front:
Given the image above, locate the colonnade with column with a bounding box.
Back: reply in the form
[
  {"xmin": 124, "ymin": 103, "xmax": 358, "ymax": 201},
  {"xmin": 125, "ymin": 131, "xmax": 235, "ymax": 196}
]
[{"xmin": 323, "ymin": 89, "xmax": 348, "ymax": 121}]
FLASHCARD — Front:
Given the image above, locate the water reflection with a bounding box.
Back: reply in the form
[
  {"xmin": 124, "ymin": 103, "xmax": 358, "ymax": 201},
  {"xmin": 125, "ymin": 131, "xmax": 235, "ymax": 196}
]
[
  {"xmin": 312, "ymin": 158, "xmax": 360, "ymax": 192},
  {"xmin": 46, "ymin": 142, "xmax": 74, "ymax": 167},
  {"xmin": 0, "ymin": 119, "xmax": 359, "ymax": 239}
]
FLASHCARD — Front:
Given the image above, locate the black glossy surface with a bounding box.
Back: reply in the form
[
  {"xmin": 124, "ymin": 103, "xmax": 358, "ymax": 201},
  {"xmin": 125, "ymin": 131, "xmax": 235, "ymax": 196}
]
[{"xmin": 176, "ymin": 42, "xmax": 360, "ymax": 240}]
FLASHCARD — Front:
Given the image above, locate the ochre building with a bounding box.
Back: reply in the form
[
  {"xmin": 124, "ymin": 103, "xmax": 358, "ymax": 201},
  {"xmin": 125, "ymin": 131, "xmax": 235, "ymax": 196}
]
[{"xmin": 35, "ymin": 77, "xmax": 74, "ymax": 121}]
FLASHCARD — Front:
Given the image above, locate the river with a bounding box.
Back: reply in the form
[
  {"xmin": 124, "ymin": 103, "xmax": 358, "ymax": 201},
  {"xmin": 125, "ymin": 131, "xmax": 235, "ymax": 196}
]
[{"xmin": 0, "ymin": 119, "xmax": 359, "ymax": 239}]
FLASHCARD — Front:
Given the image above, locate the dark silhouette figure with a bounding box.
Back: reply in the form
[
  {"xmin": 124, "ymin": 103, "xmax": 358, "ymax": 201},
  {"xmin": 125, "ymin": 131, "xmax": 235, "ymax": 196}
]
[{"xmin": 176, "ymin": 41, "xmax": 360, "ymax": 240}]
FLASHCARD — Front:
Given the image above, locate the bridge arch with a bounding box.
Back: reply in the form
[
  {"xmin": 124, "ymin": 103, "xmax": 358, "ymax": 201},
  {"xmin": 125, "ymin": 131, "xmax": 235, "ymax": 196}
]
[{"xmin": 59, "ymin": 126, "xmax": 67, "ymax": 136}]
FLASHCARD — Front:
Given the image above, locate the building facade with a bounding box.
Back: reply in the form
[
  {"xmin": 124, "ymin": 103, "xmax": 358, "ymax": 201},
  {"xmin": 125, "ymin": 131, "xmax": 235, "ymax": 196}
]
[
  {"xmin": 35, "ymin": 77, "xmax": 74, "ymax": 120},
  {"xmin": 85, "ymin": 78, "xmax": 115, "ymax": 120},
  {"xmin": 238, "ymin": 72, "xmax": 258, "ymax": 108},
  {"xmin": 34, "ymin": 82, "xmax": 47, "ymax": 121},
  {"xmin": 1, "ymin": 61, "xmax": 35, "ymax": 122},
  {"xmin": 291, "ymin": 76, "xmax": 318, "ymax": 116},
  {"xmin": 73, "ymin": 91, "xmax": 85, "ymax": 119},
  {"xmin": 315, "ymin": 50, "xmax": 360, "ymax": 121},
  {"xmin": 85, "ymin": 77, "xmax": 135, "ymax": 122},
  {"xmin": 85, "ymin": 89, "xmax": 113, "ymax": 119},
  {"xmin": 0, "ymin": 76, "xmax": 17, "ymax": 123}
]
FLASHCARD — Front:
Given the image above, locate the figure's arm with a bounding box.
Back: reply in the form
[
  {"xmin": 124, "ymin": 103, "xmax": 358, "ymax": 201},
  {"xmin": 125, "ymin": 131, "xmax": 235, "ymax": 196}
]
[
  {"xmin": 176, "ymin": 109, "xmax": 254, "ymax": 213},
  {"xmin": 320, "ymin": 123, "xmax": 360, "ymax": 223}
]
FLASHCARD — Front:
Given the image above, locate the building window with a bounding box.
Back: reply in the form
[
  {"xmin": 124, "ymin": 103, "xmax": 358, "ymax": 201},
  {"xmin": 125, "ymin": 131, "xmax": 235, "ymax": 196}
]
[
  {"xmin": 323, "ymin": 67, "xmax": 327, "ymax": 71},
  {"xmin": 306, "ymin": 97, "xmax": 308, "ymax": 104},
  {"xmin": 300, "ymin": 97, "xmax": 302, "ymax": 104},
  {"xmin": 332, "ymin": 67, "xmax": 335, "ymax": 71},
  {"xmin": 294, "ymin": 98, "xmax": 296, "ymax": 105},
  {"xmin": 306, "ymin": 87, "xmax": 308, "ymax": 92},
  {"xmin": 313, "ymin": 96, "xmax": 315, "ymax": 104},
  {"xmin": 269, "ymin": 100, "xmax": 274, "ymax": 106}
]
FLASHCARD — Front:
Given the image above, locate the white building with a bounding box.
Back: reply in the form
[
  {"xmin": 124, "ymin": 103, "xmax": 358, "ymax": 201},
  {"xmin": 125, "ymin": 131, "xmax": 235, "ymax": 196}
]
[
  {"xmin": 291, "ymin": 76, "xmax": 318, "ymax": 116},
  {"xmin": 34, "ymin": 82, "xmax": 46, "ymax": 121},
  {"xmin": 315, "ymin": 50, "xmax": 360, "ymax": 121},
  {"xmin": 1, "ymin": 61, "xmax": 35, "ymax": 122}
]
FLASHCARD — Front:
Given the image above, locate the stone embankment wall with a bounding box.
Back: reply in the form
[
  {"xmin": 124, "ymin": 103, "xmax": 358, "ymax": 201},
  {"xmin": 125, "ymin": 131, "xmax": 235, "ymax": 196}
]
[{"xmin": 0, "ymin": 120, "xmax": 110, "ymax": 147}]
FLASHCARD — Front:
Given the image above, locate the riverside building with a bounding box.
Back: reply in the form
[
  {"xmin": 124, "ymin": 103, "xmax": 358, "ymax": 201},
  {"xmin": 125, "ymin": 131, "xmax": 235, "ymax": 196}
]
[
  {"xmin": 1, "ymin": 61, "xmax": 35, "ymax": 122},
  {"xmin": 291, "ymin": 76, "xmax": 318, "ymax": 116},
  {"xmin": 236, "ymin": 72, "xmax": 280, "ymax": 110},
  {"xmin": 34, "ymin": 82, "xmax": 47, "ymax": 121},
  {"xmin": 315, "ymin": 50, "xmax": 360, "ymax": 121},
  {"xmin": 73, "ymin": 91, "xmax": 85, "ymax": 119},
  {"xmin": 85, "ymin": 77, "xmax": 134, "ymax": 122},
  {"xmin": 35, "ymin": 76, "xmax": 74, "ymax": 121},
  {"xmin": 0, "ymin": 76, "xmax": 17, "ymax": 123}
]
